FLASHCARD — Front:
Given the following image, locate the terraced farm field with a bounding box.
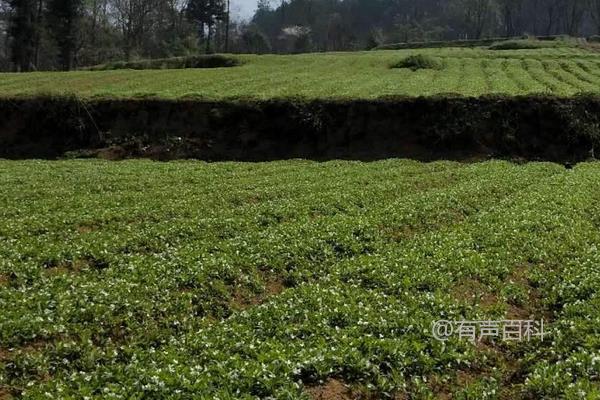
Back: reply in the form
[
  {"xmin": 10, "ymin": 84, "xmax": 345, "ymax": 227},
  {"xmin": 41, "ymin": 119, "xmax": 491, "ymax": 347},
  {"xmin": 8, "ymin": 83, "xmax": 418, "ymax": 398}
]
[
  {"xmin": 1, "ymin": 160, "xmax": 599, "ymax": 399},
  {"xmin": 2, "ymin": 47, "xmax": 600, "ymax": 99}
]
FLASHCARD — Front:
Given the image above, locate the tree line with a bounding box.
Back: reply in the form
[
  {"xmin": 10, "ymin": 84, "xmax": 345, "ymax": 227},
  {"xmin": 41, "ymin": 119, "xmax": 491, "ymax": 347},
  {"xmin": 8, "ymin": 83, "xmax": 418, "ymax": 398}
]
[
  {"xmin": 0, "ymin": 0, "xmax": 233, "ymax": 71},
  {"xmin": 250, "ymin": 0, "xmax": 600, "ymax": 53},
  {"xmin": 1, "ymin": 0, "xmax": 600, "ymax": 71}
]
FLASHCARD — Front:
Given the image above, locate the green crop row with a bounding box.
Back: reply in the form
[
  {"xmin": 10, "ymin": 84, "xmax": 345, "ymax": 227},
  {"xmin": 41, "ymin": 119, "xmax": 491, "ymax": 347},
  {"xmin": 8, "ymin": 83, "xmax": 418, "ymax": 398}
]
[
  {"xmin": 2, "ymin": 48, "xmax": 600, "ymax": 99},
  {"xmin": 1, "ymin": 160, "xmax": 599, "ymax": 399}
]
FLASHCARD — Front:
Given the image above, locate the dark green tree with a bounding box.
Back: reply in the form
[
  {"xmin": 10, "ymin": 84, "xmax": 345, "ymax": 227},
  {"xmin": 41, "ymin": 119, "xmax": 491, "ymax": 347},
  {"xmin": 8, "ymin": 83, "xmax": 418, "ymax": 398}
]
[
  {"xmin": 241, "ymin": 23, "xmax": 272, "ymax": 53},
  {"xmin": 8, "ymin": 0, "xmax": 38, "ymax": 71},
  {"xmin": 185, "ymin": 0, "xmax": 225, "ymax": 53},
  {"xmin": 47, "ymin": 0, "xmax": 83, "ymax": 70}
]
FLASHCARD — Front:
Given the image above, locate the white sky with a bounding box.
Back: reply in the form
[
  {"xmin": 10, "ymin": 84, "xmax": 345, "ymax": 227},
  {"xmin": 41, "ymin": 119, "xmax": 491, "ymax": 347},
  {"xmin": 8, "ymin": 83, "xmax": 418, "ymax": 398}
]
[{"xmin": 231, "ymin": 0, "xmax": 260, "ymax": 20}]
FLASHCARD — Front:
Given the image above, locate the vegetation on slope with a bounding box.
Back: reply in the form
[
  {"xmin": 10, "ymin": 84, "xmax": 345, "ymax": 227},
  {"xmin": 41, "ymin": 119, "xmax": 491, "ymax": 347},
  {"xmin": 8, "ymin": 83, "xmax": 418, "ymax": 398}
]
[
  {"xmin": 390, "ymin": 54, "xmax": 444, "ymax": 71},
  {"xmin": 0, "ymin": 160, "xmax": 599, "ymax": 398},
  {"xmin": 1, "ymin": 48, "xmax": 600, "ymax": 99},
  {"xmin": 376, "ymin": 35, "xmax": 580, "ymax": 50},
  {"xmin": 85, "ymin": 55, "xmax": 243, "ymax": 71},
  {"xmin": 488, "ymin": 36, "xmax": 583, "ymax": 50}
]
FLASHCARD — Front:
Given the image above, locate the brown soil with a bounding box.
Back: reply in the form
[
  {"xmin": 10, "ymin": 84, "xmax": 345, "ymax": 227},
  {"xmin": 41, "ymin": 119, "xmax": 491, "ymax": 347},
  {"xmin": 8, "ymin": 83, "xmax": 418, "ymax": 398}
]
[
  {"xmin": 307, "ymin": 380, "xmax": 353, "ymax": 400},
  {"xmin": 0, "ymin": 388, "xmax": 12, "ymax": 400},
  {"xmin": 76, "ymin": 224, "xmax": 100, "ymax": 234},
  {"xmin": 265, "ymin": 278, "xmax": 286, "ymax": 297},
  {"xmin": 0, "ymin": 96, "xmax": 598, "ymax": 162},
  {"xmin": 505, "ymin": 263, "xmax": 553, "ymax": 321},
  {"xmin": 451, "ymin": 278, "xmax": 499, "ymax": 309},
  {"xmin": 44, "ymin": 258, "xmax": 87, "ymax": 276},
  {"xmin": 231, "ymin": 277, "xmax": 287, "ymax": 310},
  {"xmin": 443, "ymin": 263, "xmax": 556, "ymax": 399},
  {"xmin": 97, "ymin": 146, "xmax": 128, "ymax": 161}
]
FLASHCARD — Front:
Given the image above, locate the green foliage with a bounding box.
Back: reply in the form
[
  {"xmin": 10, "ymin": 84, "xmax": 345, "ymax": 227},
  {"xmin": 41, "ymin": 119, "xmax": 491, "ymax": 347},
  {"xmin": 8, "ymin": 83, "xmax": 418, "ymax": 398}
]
[
  {"xmin": 390, "ymin": 54, "xmax": 444, "ymax": 71},
  {"xmin": 2, "ymin": 47, "xmax": 600, "ymax": 99},
  {"xmin": 241, "ymin": 25, "xmax": 272, "ymax": 54},
  {"xmin": 489, "ymin": 40, "xmax": 547, "ymax": 50},
  {"xmin": 46, "ymin": 0, "xmax": 84, "ymax": 71},
  {"xmin": 8, "ymin": 0, "xmax": 40, "ymax": 72},
  {"xmin": 86, "ymin": 54, "xmax": 242, "ymax": 71},
  {"xmin": 0, "ymin": 159, "xmax": 599, "ymax": 398},
  {"xmin": 375, "ymin": 36, "xmax": 576, "ymax": 50},
  {"xmin": 185, "ymin": 0, "xmax": 227, "ymax": 53},
  {"xmin": 489, "ymin": 37, "xmax": 579, "ymax": 50},
  {"xmin": 377, "ymin": 37, "xmax": 514, "ymax": 50}
]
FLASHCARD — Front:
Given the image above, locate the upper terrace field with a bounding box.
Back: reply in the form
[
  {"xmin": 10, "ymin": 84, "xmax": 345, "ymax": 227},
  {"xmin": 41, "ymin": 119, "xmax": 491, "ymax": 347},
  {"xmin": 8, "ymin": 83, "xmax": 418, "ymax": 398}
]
[{"xmin": 1, "ymin": 47, "xmax": 600, "ymax": 100}]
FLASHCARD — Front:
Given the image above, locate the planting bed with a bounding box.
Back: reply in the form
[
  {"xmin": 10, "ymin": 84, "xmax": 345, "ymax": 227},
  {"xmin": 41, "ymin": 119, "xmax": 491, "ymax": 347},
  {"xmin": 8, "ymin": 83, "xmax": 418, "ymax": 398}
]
[{"xmin": 0, "ymin": 159, "xmax": 599, "ymax": 398}]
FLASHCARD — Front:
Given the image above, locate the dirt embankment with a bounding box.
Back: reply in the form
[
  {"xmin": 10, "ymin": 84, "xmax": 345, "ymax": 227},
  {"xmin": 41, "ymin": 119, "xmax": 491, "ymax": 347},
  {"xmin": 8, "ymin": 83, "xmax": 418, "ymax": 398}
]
[{"xmin": 0, "ymin": 96, "xmax": 598, "ymax": 162}]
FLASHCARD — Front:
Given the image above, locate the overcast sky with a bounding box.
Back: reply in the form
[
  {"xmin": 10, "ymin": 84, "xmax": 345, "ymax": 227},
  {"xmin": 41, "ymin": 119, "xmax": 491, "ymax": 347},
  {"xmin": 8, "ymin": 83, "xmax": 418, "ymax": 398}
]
[{"xmin": 231, "ymin": 0, "xmax": 260, "ymax": 20}]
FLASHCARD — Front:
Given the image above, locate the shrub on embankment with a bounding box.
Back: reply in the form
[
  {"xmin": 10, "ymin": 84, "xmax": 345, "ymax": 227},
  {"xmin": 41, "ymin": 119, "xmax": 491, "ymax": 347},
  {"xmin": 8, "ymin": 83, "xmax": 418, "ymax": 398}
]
[
  {"xmin": 488, "ymin": 36, "xmax": 581, "ymax": 50},
  {"xmin": 390, "ymin": 55, "xmax": 444, "ymax": 71},
  {"xmin": 376, "ymin": 35, "xmax": 582, "ymax": 50},
  {"xmin": 0, "ymin": 95, "xmax": 598, "ymax": 162},
  {"xmin": 85, "ymin": 55, "xmax": 242, "ymax": 71}
]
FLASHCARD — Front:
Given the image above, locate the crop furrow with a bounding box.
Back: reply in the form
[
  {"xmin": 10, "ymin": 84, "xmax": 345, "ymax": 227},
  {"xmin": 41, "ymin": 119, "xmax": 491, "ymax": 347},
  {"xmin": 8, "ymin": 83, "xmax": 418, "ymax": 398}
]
[
  {"xmin": 33, "ymin": 165, "xmax": 598, "ymax": 399},
  {"xmin": 1, "ymin": 162, "xmax": 572, "ymax": 399},
  {"xmin": 501, "ymin": 59, "xmax": 528, "ymax": 92},
  {"xmin": 558, "ymin": 61, "xmax": 598, "ymax": 89}
]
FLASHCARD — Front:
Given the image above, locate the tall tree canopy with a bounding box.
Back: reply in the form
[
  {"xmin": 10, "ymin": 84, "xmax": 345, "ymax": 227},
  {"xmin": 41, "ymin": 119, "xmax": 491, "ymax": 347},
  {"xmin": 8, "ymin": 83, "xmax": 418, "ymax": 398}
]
[
  {"xmin": 8, "ymin": 0, "xmax": 39, "ymax": 71},
  {"xmin": 185, "ymin": 0, "xmax": 226, "ymax": 52},
  {"xmin": 250, "ymin": 0, "xmax": 599, "ymax": 52},
  {"xmin": 47, "ymin": 0, "xmax": 83, "ymax": 70},
  {"xmin": 2, "ymin": 0, "xmax": 600, "ymax": 71}
]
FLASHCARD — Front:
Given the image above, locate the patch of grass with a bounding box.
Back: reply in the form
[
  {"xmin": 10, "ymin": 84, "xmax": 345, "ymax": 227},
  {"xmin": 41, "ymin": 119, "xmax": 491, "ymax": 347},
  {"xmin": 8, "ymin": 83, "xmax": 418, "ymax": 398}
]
[{"xmin": 390, "ymin": 54, "xmax": 444, "ymax": 71}]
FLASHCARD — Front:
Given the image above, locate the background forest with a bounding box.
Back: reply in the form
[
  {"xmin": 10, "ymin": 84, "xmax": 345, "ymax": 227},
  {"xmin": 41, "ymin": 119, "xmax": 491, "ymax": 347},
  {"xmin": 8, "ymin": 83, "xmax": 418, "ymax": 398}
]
[{"xmin": 1, "ymin": 0, "xmax": 600, "ymax": 71}]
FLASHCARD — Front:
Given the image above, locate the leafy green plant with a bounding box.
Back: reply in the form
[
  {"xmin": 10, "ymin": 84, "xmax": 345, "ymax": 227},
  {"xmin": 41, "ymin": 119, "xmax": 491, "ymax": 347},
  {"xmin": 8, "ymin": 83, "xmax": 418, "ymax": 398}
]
[
  {"xmin": 489, "ymin": 37, "xmax": 578, "ymax": 50},
  {"xmin": 1, "ymin": 159, "xmax": 599, "ymax": 398}
]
